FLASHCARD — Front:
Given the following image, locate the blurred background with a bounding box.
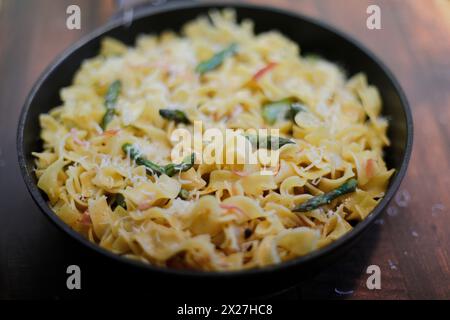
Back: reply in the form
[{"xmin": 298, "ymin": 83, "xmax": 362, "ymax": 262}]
[{"xmin": 0, "ymin": 0, "xmax": 449, "ymax": 299}]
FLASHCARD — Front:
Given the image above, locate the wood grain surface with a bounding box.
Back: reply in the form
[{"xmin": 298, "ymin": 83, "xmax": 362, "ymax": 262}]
[{"xmin": 0, "ymin": 0, "xmax": 449, "ymax": 299}]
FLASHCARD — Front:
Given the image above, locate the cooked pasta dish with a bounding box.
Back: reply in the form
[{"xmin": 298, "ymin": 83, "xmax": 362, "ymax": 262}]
[{"xmin": 33, "ymin": 10, "xmax": 394, "ymax": 271}]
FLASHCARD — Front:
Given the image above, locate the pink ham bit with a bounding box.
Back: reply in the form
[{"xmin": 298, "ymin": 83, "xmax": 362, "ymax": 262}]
[
  {"xmin": 365, "ymin": 158, "xmax": 376, "ymax": 178},
  {"xmin": 220, "ymin": 203, "xmax": 246, "ymax": 218},
  {"xmin": 101, "ymin": 129, "xmax": 120, "ymax": 137},
  {"xmin": 232, "ymin": 169, "xmax": 249, "ymax": 177},
  {"xmin": 80, "ymin": 210, "xmax": 92, "ymax": 226},
  {"xmin": 272, "ymin": 162, "xmax": 281, "ymax": 175},
  {"xmin": 137, "ymin": 199, "xmax": 154, "ymax": 211},
  {"xmin": 70, "ymin": 128, "xmax": 89, "ymax": 147},
  {"xmin": 252, "ymin": 62, "xmax": 278, "ymax": 81}
]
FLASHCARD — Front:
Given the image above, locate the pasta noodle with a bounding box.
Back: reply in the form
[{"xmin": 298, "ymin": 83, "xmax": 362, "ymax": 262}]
[{"xmin": 33, "ymin": 10, "xmax": 393, "ymax": 271}]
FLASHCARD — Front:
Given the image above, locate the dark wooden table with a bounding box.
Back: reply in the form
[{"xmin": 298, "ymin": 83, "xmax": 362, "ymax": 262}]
[{"xmin": 1, "ymin": 0, "xmax": 449, "ymax": 300}]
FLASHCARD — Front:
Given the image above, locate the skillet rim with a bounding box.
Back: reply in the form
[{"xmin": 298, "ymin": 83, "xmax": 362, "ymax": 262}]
[{"xmin": 17, "ymin": 1, "xmax": 413, "ymax": 279}]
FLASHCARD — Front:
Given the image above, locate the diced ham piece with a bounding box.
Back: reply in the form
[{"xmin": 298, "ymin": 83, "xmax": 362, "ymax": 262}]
[
  {"xmin": 220, "ymin": 203, "xmax": 246, "ymax": 218},
  {"xmin": 366, "ymin": 159, "xmax": 376, "ymax": 178},
  {"xmin": 102, "ymin": 129, "xmax": 120, "ymax": 137},
  {"xmin": 252, "ymin": 62, "xmax": 278, "ymax": 81},
  {"xmin": 80, "ymin": 211, "xmax": 91, "ymax": 226}
]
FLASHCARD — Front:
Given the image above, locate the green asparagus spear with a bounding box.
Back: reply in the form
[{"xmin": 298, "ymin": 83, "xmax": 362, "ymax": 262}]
[
  {"xmin": 244, "ymin": 134, "xmax": 295, "ymax": 150},
  {"xmin": 122, "ymin": 143, "xmax": 195, "ymax": 177},
  {"xmin": 123, "ymin": 143, "xmax": 166, "ymax": 175},
  {"xmin": 110, "ymin": 193, "xmax": 127, "ymax": 210},
  {"xmin": 115, "ymin": 193, "xmax": 127, "ymax": 209},
  {"xmin": 101, "ymin": 80, "xmax": 122, "ymax": 130},
  {"xmin": 262, "ymin": 98, "xmax": 308, "ymax": 124},
  {"xmin": 262, "ymin": 98, "xmax": 292, "ymax": 125},
  {"xmin": 293, "ymin": 178, "xmax": 358, "ymax": 212},
  {"xmin": 195, "ymin": 43, "xmax": 238, "ymax": 74},
  {"xmin": 163, "ymin": 153, "xmax": 196, "ymax": 177},
  {"xmin": 159, "ymin": 109, "xmax": 191, "ymax": 124},
  {"xmin": 178, "ymin": 189, "xmax": 190, "ymax": 200},
  {"xmin": 285, "ymin": 102, "xmax": 308, "ymax": 121}
]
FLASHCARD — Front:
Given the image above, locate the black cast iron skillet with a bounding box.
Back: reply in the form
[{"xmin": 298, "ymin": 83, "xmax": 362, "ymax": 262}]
[{"xmin": 17, "ymin": 1, "xmax": 413, "ymax": 298}]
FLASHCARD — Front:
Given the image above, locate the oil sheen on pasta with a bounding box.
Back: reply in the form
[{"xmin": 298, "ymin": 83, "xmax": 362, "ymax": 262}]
[{"xmin": 33, "ymin": 10, "xmax": 394, "ymax": 271}]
